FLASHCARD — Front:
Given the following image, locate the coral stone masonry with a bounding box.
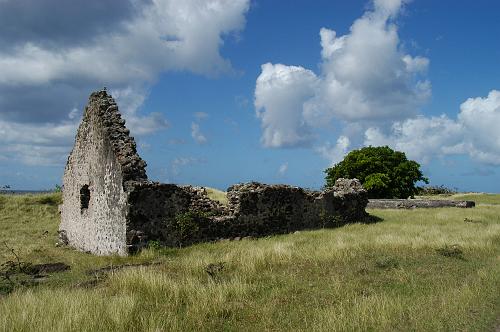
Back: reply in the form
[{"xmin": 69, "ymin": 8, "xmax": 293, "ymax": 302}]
[
  {"xmin": 59, "ymin": 90, "xmax": 147, "ymax": 255},
  {"xmin": 59, "ymin": 90, "xmax": 369, "ymax": 255}
]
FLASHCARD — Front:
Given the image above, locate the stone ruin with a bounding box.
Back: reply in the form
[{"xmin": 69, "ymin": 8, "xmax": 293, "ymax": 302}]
[
  {"xmin": 59, "ymin": 90, "xmax": 368, "ymax": 255},
  {"xmin": 367, "ymin": 199, "xmax": 475, "ymax": 209}
]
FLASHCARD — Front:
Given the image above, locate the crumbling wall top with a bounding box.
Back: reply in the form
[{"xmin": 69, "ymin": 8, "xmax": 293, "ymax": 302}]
[
  {"xmin": 85, "ymin": 90, "xmax": 147, "ymax": 184},
  {"xmin": 331, "ymin": 178, "xmax": 366, "ymax": 197}
]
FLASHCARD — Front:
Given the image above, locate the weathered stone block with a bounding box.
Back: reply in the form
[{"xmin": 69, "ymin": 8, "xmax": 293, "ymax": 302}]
[{"xmin": 367, "ymin": 199, "xmax": 475, "ymax": 209}]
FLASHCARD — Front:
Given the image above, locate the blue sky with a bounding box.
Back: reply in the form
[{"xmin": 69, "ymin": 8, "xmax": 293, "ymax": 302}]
[{"xmin": 0, "ymin": 0, "xmax": 499, "ymax": 192}]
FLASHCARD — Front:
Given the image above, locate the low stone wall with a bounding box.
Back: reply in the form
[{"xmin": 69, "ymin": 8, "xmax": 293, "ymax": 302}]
[
  {"xmin": 125, "ymin": 181, "xmax": 228, "ymax": 251},
  {"xmin": 226, "ymin": 179, "xmax": 368, "ymax": 233},
  {"xmin": 125, "ymin": 178, "xmax": 368, "ymax": 250},
  {"xmin": 367, "ymin": 199, "xmax": 475, "ymax": 209}
]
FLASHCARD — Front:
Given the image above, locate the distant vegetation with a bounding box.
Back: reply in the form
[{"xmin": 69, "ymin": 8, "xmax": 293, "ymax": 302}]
[
  {"xmin": 417, "ymin": 185, "xmax": 458, "ymax": 196},
  {"xmin": 0, "ymin": 192, "xmax": 499, "ymax": 331},
  {"xmin": 325, "ymin": 146, "xmax": 428, "ymax": 198}
]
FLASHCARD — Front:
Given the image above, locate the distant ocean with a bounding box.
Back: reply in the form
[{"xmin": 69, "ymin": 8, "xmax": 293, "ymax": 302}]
[{"xmin": 0, "ymin": 190, "xmax": 55, "ymax": 195}]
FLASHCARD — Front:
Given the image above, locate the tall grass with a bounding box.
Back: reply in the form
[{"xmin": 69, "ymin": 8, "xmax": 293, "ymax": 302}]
[
  {"xmin": 0, "ymin": 193, "xmax": 499, "ymax": 331},
  {"xmin": 417, "ymin": 192, "xmax": 500, "ymax": 205}
]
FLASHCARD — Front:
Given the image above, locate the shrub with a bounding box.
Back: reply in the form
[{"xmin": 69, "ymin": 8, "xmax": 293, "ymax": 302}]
[
  {"xmin": 148, "ymin": 240, "xmax": 161, "ymax": 250},
  {"xmin": 325, "ymin": 146, "xmax": 428, "ymax": 198},
  {"xmin": 172, "ymin": 211, "xmax": 212, "ymax": 246},
  {"xmin": 436, "ymin": 244, "xmax": 464, "ymax": 259},
  {"xmin": 205, "ymin": 262, "xmax": 225, "ymax": 281},
  {"xmin": 417, "ymin": 185, "xmax": 457, "ymax": 196}
]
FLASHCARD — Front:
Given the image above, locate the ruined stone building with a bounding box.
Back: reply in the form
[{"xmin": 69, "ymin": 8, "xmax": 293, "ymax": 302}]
[{"xmin": 59, "ymin": 90, "xmax": 368, "ymax": 255}]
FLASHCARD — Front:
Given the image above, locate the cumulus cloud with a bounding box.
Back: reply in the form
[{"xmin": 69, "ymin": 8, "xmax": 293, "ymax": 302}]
[
  {"xmin": 255, "ymin": 63, "xmax": 318, "ymax": 148},
  {"xmin": 364, "ymin": 90, "xmax": 500, "ymax": 165},
  {"xmin": 0, "ymin": 0, "xmax": 250, "ymax": 86},
  {"xmin": 0, "ymin": 0, "xmax": 250, "ymax": 165},
  {"xmin": 458, "ymin": 90, "xmax": 500, "ymax": 164},
  {"xmin": 364, "ymin": 116, "xmax": 463, "ymax": 164},
  {"xmin": 254, "ymin": 0, "xmax": 430, "ymax": 149}
]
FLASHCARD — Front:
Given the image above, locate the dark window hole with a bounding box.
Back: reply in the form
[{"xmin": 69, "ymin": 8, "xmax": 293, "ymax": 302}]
[{"xmin": 80, "ymin": 185, "xmax": 90, "ymax": 210}]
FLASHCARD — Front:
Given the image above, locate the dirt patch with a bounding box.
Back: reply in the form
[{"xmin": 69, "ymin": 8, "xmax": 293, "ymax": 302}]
[
  {"xmin": 73, "ymin": 261, "xmax": 162, "ymax": 289},
  {"xmin": 27, "ymin": 262, "xmax": 70, "ymax": 274},
  {"xmin": 1, "ymin": 259, "xmax": 71, "ymax": 295}
]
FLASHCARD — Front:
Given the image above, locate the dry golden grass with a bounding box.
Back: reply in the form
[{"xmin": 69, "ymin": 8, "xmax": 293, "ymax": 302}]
[
  {"xmin": 205, "ymin": 187, "xmax": 228, "ymax": 205},
  {"xmin": 0, "ymin": 193, "xmax": 499, "ymax": 331}
]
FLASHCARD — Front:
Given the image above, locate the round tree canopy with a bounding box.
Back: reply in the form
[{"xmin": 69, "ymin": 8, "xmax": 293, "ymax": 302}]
[{"xmin": 325, "ymin": 146, "xmax": 428, "ymax": 199}]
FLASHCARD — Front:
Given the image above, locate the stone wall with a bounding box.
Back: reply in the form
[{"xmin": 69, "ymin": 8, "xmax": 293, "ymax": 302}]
[
  {"xmin": 125, "ymin": 182, "xmax": 228, "ymax": 251},
  {"xmin": 124, "ymin": 178, "xmax": 368, "ymax": 249},
  {"xmin": 367, "ymin": 199, "xmax": 475, "ymax": 209},
  {"xmin": 60, "ymin": 91, "xmax": 134, "ymax": 255},
  {"xmin": 225, "ymin": 178, "xmax": 368, "ymax": 234}
]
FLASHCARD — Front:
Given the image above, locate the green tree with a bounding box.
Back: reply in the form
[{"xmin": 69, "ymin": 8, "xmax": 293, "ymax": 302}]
[{"xmin": 325, "ymin": 146, "xmax": 428, "ymax": 198}]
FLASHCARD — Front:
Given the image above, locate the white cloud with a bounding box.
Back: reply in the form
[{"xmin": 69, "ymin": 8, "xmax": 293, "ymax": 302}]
[
  {"xmin": 190, "ymin": 111, "xmax": 209, "ymax": 144},
  {"xmin": 254, "ymin": 0, "xmax": 430, "ymax": 148},
  {"xmin": 316, "ymin": 136, "xmax": 351, "ymax": 165},
  {"xmin": 127, "ymin": 112, "xmax": 170, "ymax": 136},
  {"xmin": 191, "ymin": 122, "xmax": 207, "ymax": 144},
  {"xmin": 309, "ymin": 0, "xmax": 430, "ymax": 123},
  {"xmin": 0, "ymin": 0, "xmax": 250, "ymax": 85},
  {"xmin": 0, "ymin": 116, "xmax": 78, "ymax": 166},
  {"xmin": 68, "ymin": 108, "xmax": 79, "ymax": 120},
  {"xmin": 255, "ymin": 63, "xmax": 318, "ymax": 148},
  {"xmin": 364, "ymin": 90, "xmax": 500, "ymax": 165},
  {"xmin": 111, "ymin": 87, "xmax": 170, "ymax": 136},
  {"xmin": 278, "ymin": 162, "xmax": 288, "ymax": 176},
  {"xmin": 0, "ymin": 0, "xmax": 250, "ymax": 166},
  {"xmin": 364, "ymin": 116, "xmax": 463, "ymax": 164},
  {"xmin": 373, "ymin": 0, "xmax": 407, "ymax": 17},
  {"xmin": 4, "ymin": 145, "xmax": 70, "ymax": 166},
  {"xmin": 458, "ymin": 90, "xmax": 500, "ymax": 164},
  {"xmin": 251, "ymin": 0, "xmax": 498, "ymax": 171},
  {"xmin": 402, "ymin": 55, "xmax": 430, "ymax": 73}
]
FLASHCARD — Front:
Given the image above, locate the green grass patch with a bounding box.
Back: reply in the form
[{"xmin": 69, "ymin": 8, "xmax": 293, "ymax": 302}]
[{"xmin": 0, "ymin": 193, "xmax": 499, "ymax": 331}]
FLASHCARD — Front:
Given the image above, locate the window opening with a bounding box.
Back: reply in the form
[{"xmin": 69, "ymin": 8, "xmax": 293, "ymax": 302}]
[{"xmin": 80, "ymin": 185, "xmax": 90, "ymax": 210}]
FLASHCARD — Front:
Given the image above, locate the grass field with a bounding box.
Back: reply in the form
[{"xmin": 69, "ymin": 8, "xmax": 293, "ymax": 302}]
[
  {"xmin": 0, "ymin": 192, "xmax": 499, "ymax": 331},
  {"xmin": 417, "ymin": 192, "xmax": 500, "ymax": 206}
]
